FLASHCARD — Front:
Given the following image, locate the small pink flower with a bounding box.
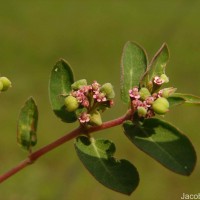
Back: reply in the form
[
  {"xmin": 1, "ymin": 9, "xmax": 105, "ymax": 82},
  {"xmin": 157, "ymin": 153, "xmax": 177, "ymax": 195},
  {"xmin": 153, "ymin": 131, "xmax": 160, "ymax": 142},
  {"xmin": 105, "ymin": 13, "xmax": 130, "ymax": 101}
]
[
  {"xmin": 93, "ymin": 91, "xmax": 107, "ymax": 102},
  {"xmin": 157, "ymin": 90, "xmax": 163, "ymax": 98},
  {"xmin": 131, "ymin": 100, "xmax": 139, "ymax": 109},
  {"xmin": 145, "ymin": 96, "xmax": 155, "ymax": 107},
  {"xmin": 76, "ymin": 92, "xmax": 85, "ymax": 103},
  {"xmin": 153, "ymin": 76, "xmax": 164, "ymax": 85},
  {"xmin": 82, "ymin": 99, "xmax": 89, "ymax": 107},
  {"xmin": 138, "ymin": 100, "xmax": 148, "ymax": 110},
  {"xmin": 92, "ymin": 81, "xmax": 101, "ymax": 91},
  {"xmin": 78, "ymin": 112, "xmax": 90, "ymax": 123},
  {"xmin": 129, "ymin": 87, "xmax": 140, "ymax": 99},
  {"xmin": 79, "ymin": 85, "xmax": 92, "ymax": 94},
  {"xmin": 71, "ymin": 90, "xmax": 87, "ymax": 104},
  {"xmin": 131, "ymin": 99, "xmax": 144, "ymax": 109}
]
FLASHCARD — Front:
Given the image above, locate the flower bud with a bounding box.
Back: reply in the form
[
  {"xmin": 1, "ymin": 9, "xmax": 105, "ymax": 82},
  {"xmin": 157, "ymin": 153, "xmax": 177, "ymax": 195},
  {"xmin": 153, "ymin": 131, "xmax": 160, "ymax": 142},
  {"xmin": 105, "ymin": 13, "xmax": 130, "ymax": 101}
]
[
  {"xmin": 137, "ymin": 106, "xmax": 147, "ymax": 117},
  {"xmin": 100, "ymin": 83, "xmax": 115, "ymax": 99},
  {"xmin": 147, "ymin": 81, "xmax": 153, "ymax": 92},
  {"xmin": 0, "ymin": 77, "xmax": 12, "ymax": 91},
  {"xmin": 152, "ymin": 97, "xmax": 169, "ymax": 115},
  {"xmin": 64, "ymin": 96, "xmax": 79, "ymax": 112},
  {"xmin": 160, "ymin": 87, "xmax": 177, "ymax": 98},
  {"xmin": 71, "ymin": 79, "xmax": 87, "ymax": 90},
  {"xmin": 160, "ymin": 74, "xmax": 169, "ymax": 83},
  {"xmin": 89, "ymin": 111, "xmax": 102, "ymax": 126},
  {"xmin": 139, "ymin": 87, "xmax": 151, "ymax": 100}
]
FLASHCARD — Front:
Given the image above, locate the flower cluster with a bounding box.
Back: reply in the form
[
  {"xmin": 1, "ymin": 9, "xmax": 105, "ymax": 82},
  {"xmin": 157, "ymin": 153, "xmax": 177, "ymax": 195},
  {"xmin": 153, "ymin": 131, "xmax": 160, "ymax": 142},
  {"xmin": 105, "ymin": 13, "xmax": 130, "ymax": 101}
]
[
  {"xmin": 129, "ymin": 87, "xmax": 155, "ymax": 118},
  {"xmin": 64, "ymin": 79, "xmax": 115, "ymax": 126},
  {"xmin": 129, "ymin": 74, "xmax": 175, "ymax": 119}
]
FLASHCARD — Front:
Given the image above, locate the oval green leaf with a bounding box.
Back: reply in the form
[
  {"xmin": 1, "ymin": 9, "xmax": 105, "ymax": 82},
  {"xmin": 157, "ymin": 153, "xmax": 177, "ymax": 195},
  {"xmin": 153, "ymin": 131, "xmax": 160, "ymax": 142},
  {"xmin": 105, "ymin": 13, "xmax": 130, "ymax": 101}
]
[
  {"xmin": 120, "ymin": 41, "xmax": 148, "ymax": 103},
  {"xmin": 75, "ymin": 136, "xmax": 139, "ymax": 195},
  {"xmin": 141, "ymin": 43, "xmax": 169, "ymax": 86},
  {"xmin": 17, "ymin": 97, "xmax": 38, "ymax": 151},
  {"xmin": 167, "ymin": 96, "xmax": 185, "ymax": 107},
  {"xmin": 170, "ymin": 93, "xmax": 200, "ymax": 105},
  {"xmin": 49, "ymin": 59, "xmax": 77, "ymax": 122},
  {"xmin": 123, "ymin": 119, "xmax": 196, "ymax": 176}
]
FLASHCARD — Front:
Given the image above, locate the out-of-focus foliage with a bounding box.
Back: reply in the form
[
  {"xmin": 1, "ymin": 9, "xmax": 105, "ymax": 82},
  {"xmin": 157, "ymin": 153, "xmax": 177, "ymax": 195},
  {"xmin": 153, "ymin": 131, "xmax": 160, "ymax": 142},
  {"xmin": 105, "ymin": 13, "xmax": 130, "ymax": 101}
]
[{"xmin": 0, "ymin": 1, "xmax": 200, "ymax": 200}]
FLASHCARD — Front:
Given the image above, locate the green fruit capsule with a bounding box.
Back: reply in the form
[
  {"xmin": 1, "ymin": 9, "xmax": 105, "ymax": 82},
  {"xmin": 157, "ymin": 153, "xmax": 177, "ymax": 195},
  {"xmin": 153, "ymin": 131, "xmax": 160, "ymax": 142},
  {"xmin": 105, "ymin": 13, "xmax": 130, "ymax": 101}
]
[
  {"xmin": 100, "ymin": 83, "xmax": 115, "ymax": 99},
  {"xmin": 137, "ymin": 106, "xmax": 147, "ymax": 117},
  {"xmin": 139, "ymin": 87, "xmax": 151, "ymax": 100},
  {"xmin": 152, "ymin": 97, "xmax": 169, "ymax": 115},
  {"xmin": 71, "ymin": 79, "xmax": 87, "ymax": 90},
  {"xmin": 89, "ymin": 111, "xmax": 102, "ymax": 126},
  {"xmin": 0, "ymin": 77, "xmax": 12, "ymax": 91},
  {"xmin": 160, "ymin": 87, "xmax": 177, "ymax": 98},
  {"xmin": 160, "ymin": 74, "xmax": 169, "ymax": 83},
  {"xmin": 64, "ymin": 96, "xmax": 79, "ymax": 112}
]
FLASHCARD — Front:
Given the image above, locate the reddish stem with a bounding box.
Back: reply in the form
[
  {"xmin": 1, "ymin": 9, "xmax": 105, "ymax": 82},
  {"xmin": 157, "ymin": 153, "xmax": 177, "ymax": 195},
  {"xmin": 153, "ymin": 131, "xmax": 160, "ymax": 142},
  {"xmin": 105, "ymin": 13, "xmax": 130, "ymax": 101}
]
[{"xmin": 0, "ymin": 110, "xmax": 132, "ymax": 183}]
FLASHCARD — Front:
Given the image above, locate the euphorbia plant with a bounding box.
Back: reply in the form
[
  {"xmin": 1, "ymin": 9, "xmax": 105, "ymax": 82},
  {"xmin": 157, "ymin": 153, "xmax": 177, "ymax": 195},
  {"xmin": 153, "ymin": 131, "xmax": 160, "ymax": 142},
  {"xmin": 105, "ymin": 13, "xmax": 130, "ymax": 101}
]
[{"xmin": 1, "ymin": 41, "xmax": 200, "ymax": 195}]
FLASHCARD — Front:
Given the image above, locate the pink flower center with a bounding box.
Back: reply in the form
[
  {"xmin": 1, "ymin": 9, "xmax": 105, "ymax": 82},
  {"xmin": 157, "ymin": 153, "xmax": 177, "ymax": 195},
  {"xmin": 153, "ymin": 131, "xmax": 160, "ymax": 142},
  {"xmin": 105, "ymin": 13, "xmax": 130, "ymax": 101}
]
[
  {"xmin": 93, "ymin": 91, "xmax": 107, "ymax": 102},
  {"xmin": 129, "ymin": 87, "xmax": 140, "ymax": 99},
  {"xmin": 78, "ymin": 112, "xmax": 90, "ymax": 123},
  {"xmin": 153, "ymin": 76, "xmax": 164, "ymax": 85},
  {"xmin": 91, "ymin": 81, "xmax": 101, "ymax": 91}
]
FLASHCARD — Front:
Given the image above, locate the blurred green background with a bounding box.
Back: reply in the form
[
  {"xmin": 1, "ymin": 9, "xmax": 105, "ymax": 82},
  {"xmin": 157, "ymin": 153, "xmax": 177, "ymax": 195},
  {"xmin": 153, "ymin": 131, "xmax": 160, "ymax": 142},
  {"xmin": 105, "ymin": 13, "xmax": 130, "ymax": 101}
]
[{"xmin": 0, "ymin": 1, "xmax": 200, "ymax": 199}]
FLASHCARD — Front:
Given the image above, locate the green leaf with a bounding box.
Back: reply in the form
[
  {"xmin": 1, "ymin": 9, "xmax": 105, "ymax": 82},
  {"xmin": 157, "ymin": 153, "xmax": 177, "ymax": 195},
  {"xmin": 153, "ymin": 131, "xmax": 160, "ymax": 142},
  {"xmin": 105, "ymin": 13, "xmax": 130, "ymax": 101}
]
[
  {"xmin": 75, "ymin": 136, "xmax": 139, "ymax": 195},
  {"xmin": 170, "ymin": 93, "xmax": 200, "ymax": 105},
  {"xmin": 120, "ymin": 41, "xmax": 148, "ymax": 103},
  {"xmin": 49, "ymin": 59, "xmax": 77, "ymax": 122},
  {"xmin": 17, "ymin": 97, "xmax": 38, "ymax": 151},
  {"xmin": 123, "ymin": 119, "xmax": 196, "ymax": 176},
  {"xmin": 167, "ymin": 96, "xmax": 185, "ymax": 107},
  {"xmin": 141, "ymin": 43, "xmax": 169, "ymax": 85}
]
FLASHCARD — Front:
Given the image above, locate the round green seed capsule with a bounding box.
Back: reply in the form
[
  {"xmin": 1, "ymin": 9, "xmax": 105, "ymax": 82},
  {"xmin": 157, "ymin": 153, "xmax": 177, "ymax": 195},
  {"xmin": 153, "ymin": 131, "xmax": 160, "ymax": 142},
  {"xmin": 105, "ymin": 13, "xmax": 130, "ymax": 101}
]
[
  {"xmin": 160, "ymin": 74, "xmax": 169, "ymax": 83},
  {"xmin": 100, "ymin": 83, "xmax": 115, "ymax": 99},
  {"xmin": 161, "ymin": 87, "xmax": 177, "ymax": 98},
  {"xmin": 152, "ymin": 97, "xmax": 169, "ymax": 115},
  {"xmin": 137, "ymin": 106, "xmax": 147, "ymax": 117},
  {"xmin": 64, "ymin": 96, "xmax": 79, "ymax": 112},
  {"xmin": 0, "ymin": 77, "xmax": 12, "ymax": 91},
  {"xmin": 139, "ymin": 87, "xmax": 151, "ymax": 100},
  {"xmin": 89, "ymin": 111, "xmax": 102, "ymax": 126},
  {"xmin": 71, "ymin": 79, "xmax": 87, "ymax": 90}
]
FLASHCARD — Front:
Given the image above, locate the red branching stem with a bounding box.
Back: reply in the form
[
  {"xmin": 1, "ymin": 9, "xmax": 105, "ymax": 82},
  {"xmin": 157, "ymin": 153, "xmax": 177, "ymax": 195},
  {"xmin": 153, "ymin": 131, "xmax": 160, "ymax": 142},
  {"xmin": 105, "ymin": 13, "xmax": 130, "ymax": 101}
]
[
  {"xmin": 87, "ymin": 109, "xmax": 132, "ymax": 133},
  {"xmin": 0, "ymin": 158, "xmax": 31, "ymax": 184},
  {"xmin": 0, "ymin": 110, "xmax": 132, "ymax": 184},
  {"xmin": 29, "ymin": 126, "xmax": 82, "ymax": 162},
  {"xmin": 0, "ymin": 127, "xmax": 82, "ymax": 183}
]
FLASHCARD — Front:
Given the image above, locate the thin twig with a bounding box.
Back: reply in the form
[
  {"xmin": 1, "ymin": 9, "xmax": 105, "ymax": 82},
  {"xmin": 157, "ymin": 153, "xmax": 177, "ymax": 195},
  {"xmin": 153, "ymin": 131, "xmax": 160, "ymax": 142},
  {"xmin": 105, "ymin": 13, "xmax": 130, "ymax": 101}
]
[{"xmin": 0, "ymin": 110, "xmax": 132, "ymax": 183}]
